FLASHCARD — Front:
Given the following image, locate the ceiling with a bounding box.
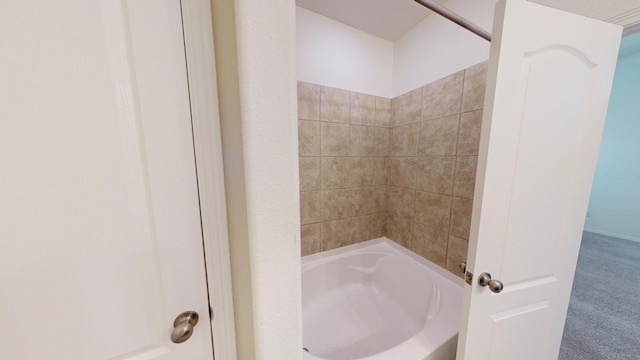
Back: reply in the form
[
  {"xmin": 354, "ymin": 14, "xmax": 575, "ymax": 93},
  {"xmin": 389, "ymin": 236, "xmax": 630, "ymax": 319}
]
[{"xmin": 296, "ymin": 0, "xmax": 448, "ymax": 41}]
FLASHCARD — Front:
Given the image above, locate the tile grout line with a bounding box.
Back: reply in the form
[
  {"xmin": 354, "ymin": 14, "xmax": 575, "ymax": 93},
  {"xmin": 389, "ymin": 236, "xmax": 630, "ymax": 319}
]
[{"xmin": 302, "ymin": 73, "xmax": 481, "ymax": 273}]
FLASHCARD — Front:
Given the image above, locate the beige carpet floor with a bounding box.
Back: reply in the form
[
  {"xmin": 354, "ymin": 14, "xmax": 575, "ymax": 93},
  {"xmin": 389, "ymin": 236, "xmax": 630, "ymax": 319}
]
[{"xmin": 558, "ymin": 232, "xmax": 640, "ymax": 360}]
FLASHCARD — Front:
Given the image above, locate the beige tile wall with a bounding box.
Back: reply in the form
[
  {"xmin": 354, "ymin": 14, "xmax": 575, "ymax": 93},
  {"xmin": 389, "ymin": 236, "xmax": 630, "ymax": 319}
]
[
  {"xmin": 297, "ymin": 61, "xmax": 487, "ymax": 278},
  {"xmin": 387, "ymin": 62, "xmax": 487, "ymax": 277},
  {"xmin": 298, "ymin": 82, "xmax": 392, "ymax": 256}
]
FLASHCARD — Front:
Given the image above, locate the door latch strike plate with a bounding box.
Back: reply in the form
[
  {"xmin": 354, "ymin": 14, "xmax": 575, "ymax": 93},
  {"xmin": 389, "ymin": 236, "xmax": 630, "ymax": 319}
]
[{"xmin": 465, "ymin": 271, "xmax": 473, "ymax": 285}]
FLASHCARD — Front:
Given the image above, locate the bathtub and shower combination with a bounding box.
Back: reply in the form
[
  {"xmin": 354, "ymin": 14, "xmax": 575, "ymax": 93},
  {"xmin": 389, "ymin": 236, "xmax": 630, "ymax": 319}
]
[{"xmin": 302, "ymin": 238, "xmax": 463, "ymax": 360}]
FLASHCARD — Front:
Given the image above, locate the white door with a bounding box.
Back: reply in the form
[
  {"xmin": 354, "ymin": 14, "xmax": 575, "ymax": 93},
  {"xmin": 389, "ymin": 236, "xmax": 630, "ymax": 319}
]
[
  {"xmin": 0, "ymin": 0, "xmax": 215, "ymax": 359},
  {"xmin": 457, "ymin": 1, "xmax": 621, "ymax": 359}
]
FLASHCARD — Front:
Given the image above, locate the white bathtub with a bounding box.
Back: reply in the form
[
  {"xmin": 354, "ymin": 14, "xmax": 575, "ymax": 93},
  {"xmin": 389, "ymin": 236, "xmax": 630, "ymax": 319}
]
[{"xmin": 302, "ymin": 237, "xmax": 463, "ymax": 360}]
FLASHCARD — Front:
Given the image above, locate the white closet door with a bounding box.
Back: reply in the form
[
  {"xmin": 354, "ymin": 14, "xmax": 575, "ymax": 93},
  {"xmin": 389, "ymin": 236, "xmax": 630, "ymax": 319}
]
[{"xmin": 0, "ymin": 0, "xmax": 214, "ymax": 358}]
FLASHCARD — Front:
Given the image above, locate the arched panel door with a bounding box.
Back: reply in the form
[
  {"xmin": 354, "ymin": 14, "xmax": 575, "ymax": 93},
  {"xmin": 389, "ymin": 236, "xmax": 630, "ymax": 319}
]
[{"xmin": 458, "ymin": 1, "xmax": 621, "ymax": 359}]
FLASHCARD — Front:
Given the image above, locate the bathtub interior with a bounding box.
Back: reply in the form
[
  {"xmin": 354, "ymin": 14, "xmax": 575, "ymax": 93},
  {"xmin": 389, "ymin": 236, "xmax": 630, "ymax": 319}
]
[{"xmin": 302, "ymin": 238, "xmax": 462, "ymax": 360}]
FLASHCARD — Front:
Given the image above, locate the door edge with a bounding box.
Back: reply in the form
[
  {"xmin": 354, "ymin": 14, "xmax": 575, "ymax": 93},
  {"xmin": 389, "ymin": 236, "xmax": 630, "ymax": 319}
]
[{"xmin": 180, "ymin": 0, "xmax": 238, "ymax": 359}]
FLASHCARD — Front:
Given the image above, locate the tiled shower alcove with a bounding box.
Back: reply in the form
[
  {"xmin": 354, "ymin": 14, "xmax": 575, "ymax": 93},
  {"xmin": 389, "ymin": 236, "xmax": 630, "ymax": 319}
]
[{"xmin": 298, "ymin": 62, "xmax": 487, "ymax": 277}]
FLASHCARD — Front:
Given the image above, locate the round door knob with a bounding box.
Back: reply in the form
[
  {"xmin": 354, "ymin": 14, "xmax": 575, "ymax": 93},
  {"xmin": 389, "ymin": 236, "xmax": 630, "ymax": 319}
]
[
  {"xmin": 478, "ymin": 272, "xmax": 504, "ymax": 293},
  {"xmin": 171, "ymin": 311, "xmax": 199, "ymax": 343}
]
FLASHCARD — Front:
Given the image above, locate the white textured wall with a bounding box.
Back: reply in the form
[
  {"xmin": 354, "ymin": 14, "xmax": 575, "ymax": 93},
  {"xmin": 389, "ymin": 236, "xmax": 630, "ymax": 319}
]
[
  {"xmin": 233, "ymin": 0, "xmax": 302, "ymax": 357},
  {"xmin": 393, "ymin": 0, "xmax": 498, "ymax": 96},
  {"xmin": 296, "ymin": 6, "xmax": 394, "ymax": 98},
  {"xmin": 213, "ymin": 0, "xmax": 301, "ymax": 358}
]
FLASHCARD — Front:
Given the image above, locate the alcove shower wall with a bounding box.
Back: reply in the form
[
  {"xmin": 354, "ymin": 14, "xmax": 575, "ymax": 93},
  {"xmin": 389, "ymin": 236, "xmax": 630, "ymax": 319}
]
[
  {"xmin": 298, "ymin": 83, "xmax": 392, "ymax": 256},
  {"xmin": 298, "ymin": 62, "xmax": 487, "ymax": 277}
]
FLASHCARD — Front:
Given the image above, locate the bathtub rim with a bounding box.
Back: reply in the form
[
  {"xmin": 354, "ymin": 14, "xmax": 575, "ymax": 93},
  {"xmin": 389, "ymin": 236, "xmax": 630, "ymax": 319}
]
[{"xmin": 302, "ymin": 237, "xmax": 464, "ymax": 288}]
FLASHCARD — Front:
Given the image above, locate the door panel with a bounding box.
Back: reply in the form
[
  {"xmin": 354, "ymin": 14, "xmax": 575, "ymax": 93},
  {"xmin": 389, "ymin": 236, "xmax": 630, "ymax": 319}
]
[
  {"xmin": 0, "ymin": 0, "xmax": 213, "ymax": 359},
  {"xmin": 458, "ymin": 1, "xmax": 621, "ymax": 359},
  {"xmin": 500, "ymin": 49, "xmax": 596, "ymax": 285},
  {"xmin": 488, "ymin": 301, "xmax": 551, "ymax": 359}
]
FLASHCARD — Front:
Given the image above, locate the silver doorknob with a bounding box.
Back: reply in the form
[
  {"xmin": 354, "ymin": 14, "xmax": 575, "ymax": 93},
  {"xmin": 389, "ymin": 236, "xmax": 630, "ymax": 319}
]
[
  {"xmin": 478, "ymin": 272, "xmax": 504, "ymax": 293},
  {"xmin": 171, "ymin": 311, "xmax": 199, "ymax": 343}
]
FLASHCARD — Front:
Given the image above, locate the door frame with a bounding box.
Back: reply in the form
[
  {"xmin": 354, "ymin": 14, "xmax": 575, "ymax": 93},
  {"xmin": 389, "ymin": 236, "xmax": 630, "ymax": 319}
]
[
  {"xmin": 181, "ymin": 1, "xmax": 237, "ymax": 359},
  {"xmin": 181, "ymin": 1, "xmax": 640, "ymax": 359}
]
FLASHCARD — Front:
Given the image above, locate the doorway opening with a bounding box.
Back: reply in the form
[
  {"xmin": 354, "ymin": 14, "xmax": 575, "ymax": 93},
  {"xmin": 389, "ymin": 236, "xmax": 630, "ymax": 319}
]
[{"xmin": 559, "ymin": 30, "xmax": 640, "ymax": 360}]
